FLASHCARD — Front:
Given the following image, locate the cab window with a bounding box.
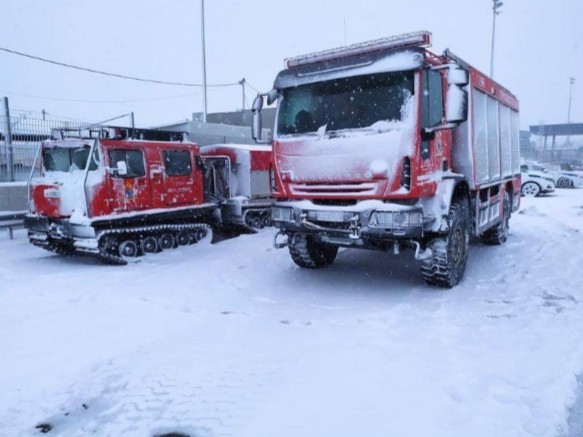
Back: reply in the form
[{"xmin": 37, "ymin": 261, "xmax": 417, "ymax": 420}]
[
  {"xmin": 110, "ymin": 149, "xmax": 145, "ymax": 178},
  {"xmin": 163, "ymin": 150, "xmax": 192, "ymax": 176}
]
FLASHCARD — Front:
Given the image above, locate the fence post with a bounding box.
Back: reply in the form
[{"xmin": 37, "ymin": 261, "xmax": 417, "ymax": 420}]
[{"xmin": 3, "ymin": 97, "xmax": 14, "ymax": 181}]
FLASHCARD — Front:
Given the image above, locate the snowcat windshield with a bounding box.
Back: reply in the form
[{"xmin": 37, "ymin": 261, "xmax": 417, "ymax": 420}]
[
  {"xmin": 277, "ymin": 71, "xmax": 414, "ymax": 136},
  {"xmin": 42, "ymin": 144, "xmax": 96, "ymax": 172}
]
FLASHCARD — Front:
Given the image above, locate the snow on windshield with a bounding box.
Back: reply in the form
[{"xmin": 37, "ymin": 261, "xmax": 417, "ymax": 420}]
[
  {"xmin": 277, "ymin": 71, "xmax": 414, "ymax": 136},
  {"xmin": 42, "ymin": 143, "xmax": 95, "ymax": 172}
]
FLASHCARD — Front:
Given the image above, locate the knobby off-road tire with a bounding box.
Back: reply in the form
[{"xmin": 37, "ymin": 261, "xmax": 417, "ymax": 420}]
[
  {"xmin": 482, "ymin": 192, "xmax": 511, "ymax": 245},
  {"xmin": 420, "ymin": 199, "xmax": 470, "ymax": 288},
  {"xmin": 289, "ymin": 233, "xmax": 338, "ymax": 269}
]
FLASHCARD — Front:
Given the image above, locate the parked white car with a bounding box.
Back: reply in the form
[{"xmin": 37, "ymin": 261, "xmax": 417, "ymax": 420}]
[
  {"xmin": 522, "ymin": 162, "xmax": 583, "ymax": 189},
  {"xmin": 520, "ymin": 166, "xmax": 556, "ymax": 196}
]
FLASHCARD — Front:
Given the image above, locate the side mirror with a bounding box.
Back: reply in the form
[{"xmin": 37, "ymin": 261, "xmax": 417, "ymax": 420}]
[
  {"xmin": 445, "ymin": 86, "xmax": 468, "ymax": 124},
  {"xmin": 447, "ymin": 65, "xmax": 469, "ymax": 86},
  {"xmin": 116, "ymin": 161, "xmax": 128, "ymax": 176},
  {"xmin": 252, "ymin": 94, "xmax": 264, "ymax": 141}
]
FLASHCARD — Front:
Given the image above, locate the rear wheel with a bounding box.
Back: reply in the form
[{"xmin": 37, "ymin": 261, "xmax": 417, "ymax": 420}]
[
  {"xmin": 289, "ymin": 234, "xmax": 338, "ymax": 269},
  {"xmin": 482, "ymin": 193, "xmax": 511, "ymax": 245},
  {"xmin": 420, "ymin": 198, "xmax": 470, "ymax": 288},
  {"xmin": 521, "ymin": 181, "xmax": 540, "ymax": 197},
  {"xmin": 557, "ymin": 177, "xmax": 568, "ymax": 188}
]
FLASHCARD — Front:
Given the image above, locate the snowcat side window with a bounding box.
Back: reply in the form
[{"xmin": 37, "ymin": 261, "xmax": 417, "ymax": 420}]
[
  {"xmin": 109, "ymin": 149, "xmax": 145, "ymax": 178},
  {"xmin": 163, "ymin": 150, "xmax": 192, "ymax": 176}
]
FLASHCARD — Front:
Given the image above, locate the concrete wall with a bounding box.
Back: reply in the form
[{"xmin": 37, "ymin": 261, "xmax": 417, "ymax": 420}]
[{"xmin": 0, "ymin": 182, "xmax": 27, "ymax": 212}]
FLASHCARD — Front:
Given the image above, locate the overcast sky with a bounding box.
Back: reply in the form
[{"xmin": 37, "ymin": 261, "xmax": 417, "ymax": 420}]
[{"xmin": 1, "ymin": 0, "xmax": 582, "ymax": 130}]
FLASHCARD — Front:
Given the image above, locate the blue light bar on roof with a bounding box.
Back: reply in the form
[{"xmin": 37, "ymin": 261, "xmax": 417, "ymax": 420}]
[{"xmin": 285, "ymin": 31, "xmax": 432, "ymax": 68}]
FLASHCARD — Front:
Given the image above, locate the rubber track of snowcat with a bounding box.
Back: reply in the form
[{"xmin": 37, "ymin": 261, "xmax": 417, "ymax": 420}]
[{"xmin": 94, "ymin": 223, "xmax": 213, "ymax": 265}]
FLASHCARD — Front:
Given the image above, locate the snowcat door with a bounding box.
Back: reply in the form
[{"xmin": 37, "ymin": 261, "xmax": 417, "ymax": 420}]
[
  {"xmin": 160, "ymin": 150, "xmax": 198, "ymax": 206},
  {"xmin": 108, "ymin": 148, "xmax": 152, "ymax": 212}
]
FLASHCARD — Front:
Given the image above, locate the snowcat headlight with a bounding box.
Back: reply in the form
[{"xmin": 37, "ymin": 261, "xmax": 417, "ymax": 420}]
[
  {"xmin": 44, "ymin": 188, "xmax": 60, "ymax": 198},
  {"xmin": 272, "ymin": 206, "xmax": 293, "ymax": 222}
]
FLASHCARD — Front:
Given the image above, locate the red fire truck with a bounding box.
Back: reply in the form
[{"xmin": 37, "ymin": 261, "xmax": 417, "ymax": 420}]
[
  {"xmin": 252, "ymin": 31, "xmax": 521, "ymax": 287},
  {"xmin": 24, "ymin": 127, "xmax": 268, "ymax": 264}
]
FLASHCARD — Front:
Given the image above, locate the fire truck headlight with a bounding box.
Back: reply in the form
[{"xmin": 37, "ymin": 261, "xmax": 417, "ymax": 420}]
[
  {"xmin": 371, "ymin": 210, "xmax": 422, "ymax": 228},
  {"xmin": 370, "ymin": 211, "xmax": 393, "ymax": 227},
  {"xmin": 406, "ymin": 211, "xmax": 422, "ymax": 226},
  {"xmin": 272, "ymin": 206, "xmax": 293, "ymax": 222}
]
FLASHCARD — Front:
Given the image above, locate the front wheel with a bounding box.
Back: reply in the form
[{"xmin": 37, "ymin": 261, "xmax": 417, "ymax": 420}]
[
  {"xmin": 522, "ymin": 181, "xmax": 541, "ymax": 197},
  {"xmin": 420, "ymin": 199, "xmax": 470, "ymax": 288},
  {"xmin": 289, "ymin": 234, "xmax": 338, "ymax": 269}
]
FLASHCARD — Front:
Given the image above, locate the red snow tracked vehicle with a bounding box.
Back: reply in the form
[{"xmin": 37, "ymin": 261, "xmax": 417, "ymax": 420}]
[
  {"xmin": 25, "ymin": 127, "xmax": 229, "ymax": 264},
  {"xmin": 252, "ymin": 31, "xmax": 521, "ymax": 287}
]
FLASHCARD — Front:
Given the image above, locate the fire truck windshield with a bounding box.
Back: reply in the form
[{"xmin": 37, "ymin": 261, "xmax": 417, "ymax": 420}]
[
  {"xmin": 277, "ymin": 71, "xmax": 414, "ymax": 136},
  {"xmin": 42, "ymin": 144, "xmax": 96, "ymax": 172}
]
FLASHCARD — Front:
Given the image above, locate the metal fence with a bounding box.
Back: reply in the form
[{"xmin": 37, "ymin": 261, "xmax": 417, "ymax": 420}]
[{"xmin": 0, "ymin": 114, "xmax": 90, "ymax": 182}]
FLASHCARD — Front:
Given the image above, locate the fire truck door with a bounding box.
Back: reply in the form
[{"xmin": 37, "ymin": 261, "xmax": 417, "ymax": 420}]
[
  {"xmin": 108, "ymin": 149, "xmax": 152, "ymax": 212},
  {"xmin": 161, "ymin": 150, "xmax": 197, "ymax": 206}
]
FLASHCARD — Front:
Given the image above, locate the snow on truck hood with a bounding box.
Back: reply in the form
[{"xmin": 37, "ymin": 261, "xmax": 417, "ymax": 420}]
[
  {"xmin": 276, "ymin": 129, "xmax": 406, "ymax": 182},
  {"xmin": 274, "ymin": 100, "xmax": 417, "ymax": 183}
]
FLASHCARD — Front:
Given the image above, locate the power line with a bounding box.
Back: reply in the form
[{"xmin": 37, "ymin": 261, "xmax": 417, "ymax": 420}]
[
  {"xmin": 0, "ymin": 45, "xmax": 239, "ymax": 88},
  {"xmin": 0, "ymin": 89, "xmax": 201, "ymax": 104},
  {"xmin": 244, "ymin": 81, "xmax": 262, "ymax": 94}
]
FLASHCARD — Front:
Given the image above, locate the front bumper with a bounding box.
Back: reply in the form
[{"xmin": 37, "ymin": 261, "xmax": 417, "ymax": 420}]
[
  {"xmin": 24, "ymin": 215, "xmax": 96, "ymax": 240},
  {"xmin": 271, "ymin": 200, "xmax": 427, "ymax": 246}
]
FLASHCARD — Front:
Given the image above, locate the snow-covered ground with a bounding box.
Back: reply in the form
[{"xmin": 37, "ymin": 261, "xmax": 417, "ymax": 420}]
[{"xmin": 1, "ymin": 189, "xmax": 583, "ymax": 437}]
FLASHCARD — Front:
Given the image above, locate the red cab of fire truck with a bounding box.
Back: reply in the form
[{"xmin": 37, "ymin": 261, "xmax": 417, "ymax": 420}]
[
  {"xmin": 200, "ymin": 143, "xmax": 272, "ymax": 229},
  {"xmin": 251, "ymin": 31, "xmax": 521, "ymax": 287},
  {"xmin": 25, "ymin": 127, "xmax": 230, "ymax": 264}
]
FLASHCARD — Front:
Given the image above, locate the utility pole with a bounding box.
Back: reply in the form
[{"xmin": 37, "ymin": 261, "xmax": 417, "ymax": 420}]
[
  {"xmin": 239, "ymin": 78, "xmax": 246, "ymax": 111},
  {"xmin": 490, "ymin": 0, "xmax": 503, "ymax": 78},
  {"xmin": 3, "ymin": 97, "xmax": 14, "ymax": 181},
  {"xmin": 200, "ymin": 0, "xmax": 208, "ymax": 123}
]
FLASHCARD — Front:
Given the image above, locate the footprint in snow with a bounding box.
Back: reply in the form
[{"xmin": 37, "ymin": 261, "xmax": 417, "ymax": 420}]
[
  {"xmin": 279, "ymin": 319, "xmax": 312, "ymax": 326},
  {"xmin": 486, "ymin": 314, "xmax": 517, "ymax": 319}
]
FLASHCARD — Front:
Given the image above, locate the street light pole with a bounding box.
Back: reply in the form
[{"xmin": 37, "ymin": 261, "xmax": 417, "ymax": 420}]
[
  {"xmin": 567, "ymin": 77, "xmax": 575, "ymax": 145},
  {"xmin": 200, "ymin": 0, "xmax": 208, "ymax": 123},
  {"xmin": 567, "ymin": 77, "xmax": 575, "ymax": 123},
  {"xmin": 490, "ymin": 0, "xmax": 503, "ymax": 79}
]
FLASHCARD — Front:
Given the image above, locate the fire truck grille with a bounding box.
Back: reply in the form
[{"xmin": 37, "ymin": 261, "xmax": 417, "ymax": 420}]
[{"xmin": 290, "ymin": 182, "xmax": 377, "ymax": 196}]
